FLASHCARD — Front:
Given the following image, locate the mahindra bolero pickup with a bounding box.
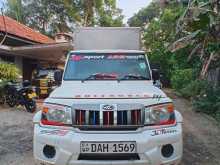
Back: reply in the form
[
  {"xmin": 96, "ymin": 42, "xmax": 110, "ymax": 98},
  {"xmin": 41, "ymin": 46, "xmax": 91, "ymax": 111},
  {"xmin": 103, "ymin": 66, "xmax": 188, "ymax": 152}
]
[{"xmin": 33, "ymin": 50, "xmax": 183, "ymax": 165}]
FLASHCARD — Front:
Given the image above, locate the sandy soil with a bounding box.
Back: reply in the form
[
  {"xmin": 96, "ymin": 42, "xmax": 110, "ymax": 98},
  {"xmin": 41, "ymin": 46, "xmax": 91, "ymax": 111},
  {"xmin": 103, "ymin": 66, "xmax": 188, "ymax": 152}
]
[
  {"xmin": 0, "ymin": 105, "xmax": 35, "ymax": 165},
  {"xmin": 0, "ymin": 90, "xmax": 220, "ymax": 165}
]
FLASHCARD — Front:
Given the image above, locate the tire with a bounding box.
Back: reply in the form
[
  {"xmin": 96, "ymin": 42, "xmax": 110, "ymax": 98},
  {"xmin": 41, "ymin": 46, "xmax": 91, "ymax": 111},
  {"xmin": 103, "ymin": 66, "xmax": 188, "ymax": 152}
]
[
  {"xmin": 0, "ymin": 89, "xmax": 5, "ymax": 104},
  {"xmin": 6, "ymin": 94, "xmax": 17, "ymax": 107},
  {"xmin": 0, "ymin": 96, "xmax": 5, "ymax": 104},
  {"xmin": 25, "ymin": 100, "xmax": 36, "ymax": 113}
]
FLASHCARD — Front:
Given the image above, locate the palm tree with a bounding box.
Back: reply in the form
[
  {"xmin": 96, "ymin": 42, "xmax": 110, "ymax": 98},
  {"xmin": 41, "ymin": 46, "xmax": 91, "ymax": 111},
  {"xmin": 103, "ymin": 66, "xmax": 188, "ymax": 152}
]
[
  {"xmin": 79, "ymin": 0, "xmax": 116, "ymax": 26},
  {"xmin": 6, "ymin": 0, "xmax": 25, "ymax": 23}
]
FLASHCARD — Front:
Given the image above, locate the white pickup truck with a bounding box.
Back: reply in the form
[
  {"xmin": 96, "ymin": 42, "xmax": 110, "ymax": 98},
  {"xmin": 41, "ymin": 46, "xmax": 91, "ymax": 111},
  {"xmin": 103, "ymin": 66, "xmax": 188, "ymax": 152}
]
[{"xmin": 33, "ymin": 27, "xmax": 183, "ymax": 165}]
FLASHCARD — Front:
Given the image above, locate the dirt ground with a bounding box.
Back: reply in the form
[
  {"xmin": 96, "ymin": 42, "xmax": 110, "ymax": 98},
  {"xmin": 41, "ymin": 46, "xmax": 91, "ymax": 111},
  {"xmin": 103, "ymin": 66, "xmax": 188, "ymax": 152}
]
[
  {"xmin": 165, "ymin": 90, "xmax": 220, "ymax": 165},
  {"xmin": 0, "ymin": 90, "xmax": 220, "ymax": 165}
]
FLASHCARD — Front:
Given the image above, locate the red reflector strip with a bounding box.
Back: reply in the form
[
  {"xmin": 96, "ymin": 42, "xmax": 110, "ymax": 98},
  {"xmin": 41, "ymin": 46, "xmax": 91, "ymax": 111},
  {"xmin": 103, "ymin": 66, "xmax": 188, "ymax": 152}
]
[
  {"xmin": 131, "ymin": 110, "xmax": 141, "ymax": 125},
  {"xmin": 103, "ymin": 111, "xmax": 113, "ymax": 125},
  {"xmin": 103, "ymin": 112, "xmax": 107, "ymax": 125},
  {"xmin": 41, "ymin": 119, "xmax": 64, "ymax": 126},
  {"xmin": 159, "ymin": 119, "xmax": 176, "ymax": 125},
  {"xmin": 135, "ymin": 110, "xmax": 138, "ymax": 124},
  {"xmin": 76, "ymin": 110, "xmax": 85, "ymax": 125}
]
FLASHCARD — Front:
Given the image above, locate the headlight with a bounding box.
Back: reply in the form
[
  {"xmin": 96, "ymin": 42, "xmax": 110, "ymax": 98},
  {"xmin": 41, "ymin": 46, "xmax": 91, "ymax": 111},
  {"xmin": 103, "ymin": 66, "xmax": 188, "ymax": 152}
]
[
  {"xmin": 41, "ymin": 103, "xmax": 72, "ymax": 126},
  {"xmin": 145, "ymin": 103, "xmax": 175, "ymax": 125}
]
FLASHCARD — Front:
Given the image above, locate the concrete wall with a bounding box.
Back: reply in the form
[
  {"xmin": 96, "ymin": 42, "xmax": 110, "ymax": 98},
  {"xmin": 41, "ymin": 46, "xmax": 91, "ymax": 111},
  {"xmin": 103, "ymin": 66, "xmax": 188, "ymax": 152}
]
[{"xmin": 14, "ymin": 56, "xmax": 23, "ymax": 74}]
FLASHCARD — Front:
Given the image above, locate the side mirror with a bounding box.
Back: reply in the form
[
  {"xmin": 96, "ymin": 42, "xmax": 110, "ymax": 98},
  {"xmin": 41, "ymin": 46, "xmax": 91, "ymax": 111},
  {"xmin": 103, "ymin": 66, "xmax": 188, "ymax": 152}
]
[
  {"xmin": 152, "ymin": 69, "xmax": 160, "ymax": 82},
  {"xmin": 152, "ymin": 69, "xmax": 162, "ymax": 88},
  {"xmin": 54, "ymin": 70, "xmax": 63, "ymax": 85}
]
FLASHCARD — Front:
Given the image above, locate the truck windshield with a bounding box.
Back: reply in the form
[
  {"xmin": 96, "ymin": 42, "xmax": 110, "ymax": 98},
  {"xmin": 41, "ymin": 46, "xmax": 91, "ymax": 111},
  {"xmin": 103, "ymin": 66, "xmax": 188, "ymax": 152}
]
[{"xmin": 64, "ymin": 53, "xmax": 151, "ymax": 81}]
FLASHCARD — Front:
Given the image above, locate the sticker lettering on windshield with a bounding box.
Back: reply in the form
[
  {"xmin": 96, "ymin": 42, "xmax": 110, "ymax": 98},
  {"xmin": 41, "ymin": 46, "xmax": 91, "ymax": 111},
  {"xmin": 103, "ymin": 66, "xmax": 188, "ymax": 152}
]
[
  {"xmin": 71, "ymin": 55, "xmax": 105, "ymax": 61},
  {"xmin": 126, "ymin": 55, "xmax": 144, "ymax": 59},
  {"xmin": 71, "ymin": 54, "xmax": 145, "ymax": 61},
  {"xmin": 72, "ymin": 55, "xmax": 83, "ymax": 61},
  {"xmin": 107, "ymin": 55, "xmax": 126, "ymax": 59},
  {"xmin": 83, "ymin": 55, "xmax": 105, "ymax": 60}
]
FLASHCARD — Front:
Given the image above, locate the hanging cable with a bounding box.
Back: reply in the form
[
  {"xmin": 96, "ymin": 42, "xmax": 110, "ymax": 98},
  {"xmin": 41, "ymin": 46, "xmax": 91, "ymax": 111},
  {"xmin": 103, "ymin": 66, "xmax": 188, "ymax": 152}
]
[{"xmin": 0, "ymin": 5, "xmax": 8, "ymax": 45}]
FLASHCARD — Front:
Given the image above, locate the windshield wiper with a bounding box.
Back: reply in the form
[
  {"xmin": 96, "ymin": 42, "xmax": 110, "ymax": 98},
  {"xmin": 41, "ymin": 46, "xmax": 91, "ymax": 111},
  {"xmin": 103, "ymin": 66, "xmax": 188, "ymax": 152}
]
[
  {"xmin": 118, "ymin": 74, "xmax": 149, "ymax": 82},
  {"xmin": 82, "ymin": 73, "xmax": 118, "ymax": 82}
]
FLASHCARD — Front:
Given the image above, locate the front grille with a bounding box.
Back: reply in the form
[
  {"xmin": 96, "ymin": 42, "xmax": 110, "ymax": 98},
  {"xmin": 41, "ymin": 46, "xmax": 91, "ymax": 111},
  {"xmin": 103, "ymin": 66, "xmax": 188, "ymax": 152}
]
[
  {"xmin": 72, "ymin": 106, "xmax": 144, "ymax": 130},
  {"xmin": 78, "ymin": 153, "xmax": 140, "ymax": 160}
]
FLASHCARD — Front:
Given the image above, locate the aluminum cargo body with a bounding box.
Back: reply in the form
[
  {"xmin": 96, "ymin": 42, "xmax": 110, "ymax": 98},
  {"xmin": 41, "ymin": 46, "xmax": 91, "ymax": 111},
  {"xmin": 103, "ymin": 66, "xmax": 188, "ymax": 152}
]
[{"xmin": 73, "ymin": 27, "xmax": 141, "ymax": 50}]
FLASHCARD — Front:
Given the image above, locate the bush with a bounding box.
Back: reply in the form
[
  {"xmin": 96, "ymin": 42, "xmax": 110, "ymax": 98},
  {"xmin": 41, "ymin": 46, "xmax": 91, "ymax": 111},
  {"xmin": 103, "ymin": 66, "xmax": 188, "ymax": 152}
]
[
  {"xmin": 193, "ymin": 85, "xmax": 220, "ymax": 121},
  {"xmin": 174, "ymin": 77, "xmax": 220, "ymax": 122},
  {"xmin": 0, "ymin": 62, "xmax": 20, "ymax": 81},
  {"xmin": 179, "ymin": 80, "xmax": 208, "ymax": 99},
  {"xmin": 171, "ymin": 69, "xmax": 193, "ymax": 90}
]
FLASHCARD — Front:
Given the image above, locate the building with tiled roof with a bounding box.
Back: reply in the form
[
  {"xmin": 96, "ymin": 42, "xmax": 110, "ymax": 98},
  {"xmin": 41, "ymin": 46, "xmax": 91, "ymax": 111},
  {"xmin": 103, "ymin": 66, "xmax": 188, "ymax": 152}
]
[
  {"xmin": 0, "ymin": 16, "xmax": 54, "ymax": 44},
  {"xmin": 0, "ymin": 15, "xmax": 73, "ymax": 81}
]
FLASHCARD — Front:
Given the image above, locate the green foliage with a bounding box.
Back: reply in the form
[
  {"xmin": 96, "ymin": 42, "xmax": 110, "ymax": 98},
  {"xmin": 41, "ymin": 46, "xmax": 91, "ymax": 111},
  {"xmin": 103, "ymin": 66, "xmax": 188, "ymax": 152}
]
[
  {"xmin": 129, "ymin": 0, "xmax": 220, "ymax": 122},
  {"xmin": 76, "ymin": 0, "xmax": 123, "ymax": 27},
  {"xmin": 178, "ymin": 79, "xmax": 207, "ymax": 98},
  {"xmin": 140, "ymin": 2, "xmax": 187, "ymax": 84},
  {"xmin": 171, "ymin": 69, "xmax": 193, "ymax": 90},
  {"xmin": 5, "ymin": 0, "xmax": 25, "ymax": 24},
  {"xmin": 128, "ymin": 2, "xmax": 160, "ymax": 27},
  {"xmin": 174, "ymin": 78, "xmax": 220, "ymax": 121},
  {"xmin": 0, "ymin": 62, "xmax": 20, "ymax": 81},
  {"xmin": 193, "ymin": 86, "xmax": 220, "ymax": 121},
  {"xmin": 5, "ymin": 0, "xmax": 124, "ymax": 36},
  {"xmin": 169, "ymin": 0, "xmax": 220, "ymax": 78},
  {"xmin": 98, "ymin": 8, "xmax": 124, "ymax": 27}
]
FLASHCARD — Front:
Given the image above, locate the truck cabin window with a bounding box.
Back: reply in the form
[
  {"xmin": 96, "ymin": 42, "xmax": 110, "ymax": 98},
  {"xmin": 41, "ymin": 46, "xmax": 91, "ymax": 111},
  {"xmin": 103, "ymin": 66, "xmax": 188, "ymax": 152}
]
[{"xmin": 64, "ymin": 53, "xmax": 151, "ymax": 81}]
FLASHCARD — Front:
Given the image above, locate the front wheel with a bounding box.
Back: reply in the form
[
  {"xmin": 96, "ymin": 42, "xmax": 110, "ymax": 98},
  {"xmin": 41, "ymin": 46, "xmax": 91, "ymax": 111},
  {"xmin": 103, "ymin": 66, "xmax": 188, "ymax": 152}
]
[
  {"xmin": 0, "ymin": 95, "xmax": 5, "ymax": 104},
  {"xmin": 25, "ymin": 100, "xmax": 36, "ymax": 113}
]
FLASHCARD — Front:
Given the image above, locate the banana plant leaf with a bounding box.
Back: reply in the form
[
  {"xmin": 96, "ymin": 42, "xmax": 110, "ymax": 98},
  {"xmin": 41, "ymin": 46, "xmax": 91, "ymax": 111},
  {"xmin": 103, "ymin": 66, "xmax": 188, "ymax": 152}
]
[{"xmin": 168, "ymin": 30, "xmax": 200, "ymax": 52}]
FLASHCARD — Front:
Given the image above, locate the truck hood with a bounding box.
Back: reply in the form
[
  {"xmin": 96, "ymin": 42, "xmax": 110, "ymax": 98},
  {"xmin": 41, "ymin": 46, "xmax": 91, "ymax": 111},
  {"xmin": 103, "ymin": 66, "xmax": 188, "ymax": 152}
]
[{"xmin": 50, "ymin": 81, "xmax": 167, "ymax": 99}]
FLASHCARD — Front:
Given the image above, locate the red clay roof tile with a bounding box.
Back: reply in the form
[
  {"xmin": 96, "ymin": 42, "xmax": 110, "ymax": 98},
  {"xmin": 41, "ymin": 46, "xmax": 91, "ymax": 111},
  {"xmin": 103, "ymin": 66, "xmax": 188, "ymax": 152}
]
[{"xmin": 0, "ymin": 16, "xmax": 54, "ymax": 44}]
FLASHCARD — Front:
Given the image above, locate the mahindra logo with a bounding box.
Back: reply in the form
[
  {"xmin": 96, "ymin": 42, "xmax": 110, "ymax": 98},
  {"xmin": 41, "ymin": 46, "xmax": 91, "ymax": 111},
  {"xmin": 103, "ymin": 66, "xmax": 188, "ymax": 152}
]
[{"xmin": 101, "ymin": 104, "xmax": 115, "ymax": 111}]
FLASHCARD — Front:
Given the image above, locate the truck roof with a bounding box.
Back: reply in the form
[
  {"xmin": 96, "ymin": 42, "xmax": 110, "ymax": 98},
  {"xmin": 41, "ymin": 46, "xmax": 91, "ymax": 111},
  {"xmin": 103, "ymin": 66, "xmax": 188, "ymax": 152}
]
[{"xmin": 70, "ymin": 49, "xmax": 145, "ymax": 54}]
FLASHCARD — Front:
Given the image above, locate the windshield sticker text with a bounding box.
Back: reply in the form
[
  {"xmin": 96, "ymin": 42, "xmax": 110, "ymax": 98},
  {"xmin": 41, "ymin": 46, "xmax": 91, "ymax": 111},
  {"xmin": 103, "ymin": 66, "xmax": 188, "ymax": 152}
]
[
  {"xmin": 107, "ymin": 55, "xmax": 126, "ymax": 59},
  {"xmin": 71, "ymin": 55, "xmax": 105, "ymax": 61},
  {"xmin": 71, "ymin": 54, "xmax": 145, "ymax": 61}
]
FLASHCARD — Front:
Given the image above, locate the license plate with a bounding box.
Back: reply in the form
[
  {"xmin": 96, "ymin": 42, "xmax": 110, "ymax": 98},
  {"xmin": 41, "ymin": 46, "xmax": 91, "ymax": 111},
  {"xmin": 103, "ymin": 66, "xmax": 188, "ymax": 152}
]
[
  {"xmin": 28, "ymin": 92, "xmax": 37, "ymax": 99},
  {"xmin": 80, "ymin": 141, "xmax": 136, "ymax": 154}
]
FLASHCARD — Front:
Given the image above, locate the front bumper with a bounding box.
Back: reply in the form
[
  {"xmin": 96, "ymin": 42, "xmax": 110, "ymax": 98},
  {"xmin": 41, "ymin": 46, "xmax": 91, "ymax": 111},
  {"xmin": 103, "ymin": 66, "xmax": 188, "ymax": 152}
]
[{"xmin": 34, "ymin": 122, "xmax": 182, "ymax": 165}]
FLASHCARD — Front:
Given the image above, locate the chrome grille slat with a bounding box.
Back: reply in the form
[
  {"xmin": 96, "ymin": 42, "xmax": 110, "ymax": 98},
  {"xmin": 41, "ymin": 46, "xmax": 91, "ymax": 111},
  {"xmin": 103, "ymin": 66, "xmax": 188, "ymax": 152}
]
[
  {"xmin": 114, "ymin": 110, "xmax": 117, "ymax": 125},
  {"xmin": 99, "ymin": 111, "xmax": 103, "ymax": 125},
  {"xmin": 127, "ymin": 111, "xmax": 131, "ymax": 125},
  {"xmin": 85, "ymin": 110, "xmax": 89, "ymax": 125},
  {"xmin": 72, "ymin": 108, "xmax": 76, "ymax": 125}
]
